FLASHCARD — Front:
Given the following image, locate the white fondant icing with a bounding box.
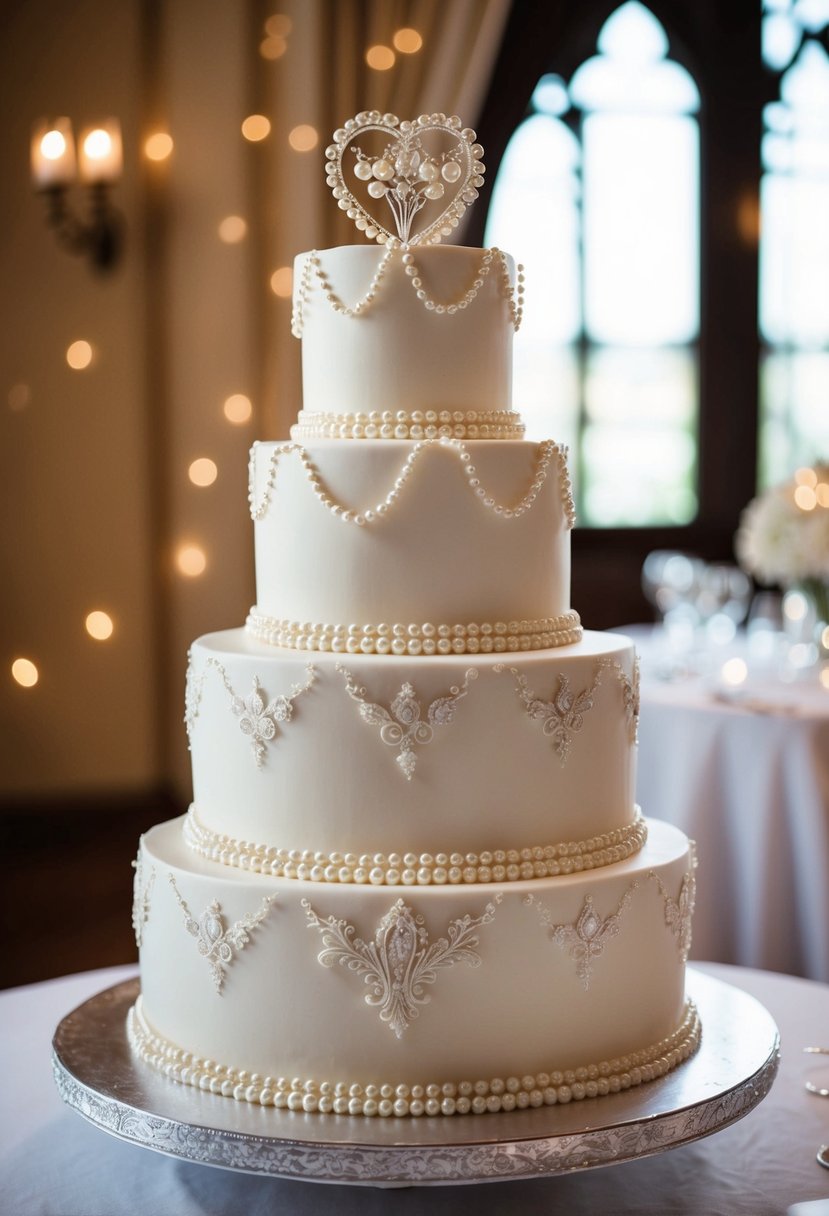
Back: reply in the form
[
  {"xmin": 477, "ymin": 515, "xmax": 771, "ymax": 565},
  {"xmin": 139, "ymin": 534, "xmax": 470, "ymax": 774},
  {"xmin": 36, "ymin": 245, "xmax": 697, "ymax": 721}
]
[
  {"xmin": 250, "ymin": 440, "xmax": 574, "ymax": 629},
  {"xmin": 128, "ymin": 995, "xmax": 700, "ymax": 1116},
  {"xmin": 133, "ymin": 818, "xmax": 697, "ymax": 1110},
  {"xmin": 303, "ymin": 893, "xmax": 501, "ymax": 1037},
  {"xmin": 184, "ymin": 632, "xmax": 639, "ymax": 862},
  {"xmin": 295, "ymin": 246, "xmax": 515, "ymax": 415}
]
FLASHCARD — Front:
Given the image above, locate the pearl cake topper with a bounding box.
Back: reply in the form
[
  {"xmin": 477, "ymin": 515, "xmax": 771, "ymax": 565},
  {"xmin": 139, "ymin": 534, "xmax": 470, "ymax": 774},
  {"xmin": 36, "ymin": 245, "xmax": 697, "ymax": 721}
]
[{"xmin": 325, "ymin": 111, "xmax": 486, "ymax": 246}]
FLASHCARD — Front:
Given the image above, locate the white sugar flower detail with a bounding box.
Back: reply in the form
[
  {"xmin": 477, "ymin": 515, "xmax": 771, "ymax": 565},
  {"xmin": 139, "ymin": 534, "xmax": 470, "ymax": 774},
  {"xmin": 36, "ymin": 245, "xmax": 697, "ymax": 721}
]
[
  {"xmin": 184, "ymin": 656, "xmax": 316, "ymax": 767},
  {"xmin": 232, "ymin": 678, "xmax": 294, "ymax": 768},
  {"xmin": 183, "ymin": 651, "xmax": 204, "ymax": 746},
  {"xmin": 526, "ymin": 885, "xmax": 638, "ymax": 989},
  {"xmin": 131, "ymin": 850, "xmax": 155, "ymax": 949},
  {"xmin": 336, "ymin": 665, "xmax": 477, "ymax": 779},
  {"xmin": 597, "ymin": 655, "xmax": 641, "ymax": 744},
  {"xmin": 168, "ymin": 875, "xmax": 273, "ymax": 994},
  {"xmin": 651, "ymin": 845, "xmax": 697, "ymax": 963},
  {"xmin": 303, "ymin": 895, "xmax": 501, "ymax": 1037},
  {"xmin": 496, "ymin": 665, "xmax": 600, "ymax": 764}
]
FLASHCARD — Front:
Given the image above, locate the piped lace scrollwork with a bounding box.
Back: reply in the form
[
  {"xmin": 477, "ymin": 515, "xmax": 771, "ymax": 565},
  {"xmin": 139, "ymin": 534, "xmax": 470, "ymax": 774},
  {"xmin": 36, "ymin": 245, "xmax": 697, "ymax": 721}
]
[
  {"xmin": 182, "ymin": 804, "xmax": 648, "ymax": 885},
  {"xmin": 650, "ymin": 842, "xmax": 697, "ymax": 963},
  {"xmin": 495, "ymin": 665, "xmax": 601, "ymax": 765},
  {"xmin": 167, "ymin": 875, "xmax": 274, "ymax": 994},
  {"xmin": 525, "ymin": 885, "xmax": 639, "ymax": 990},
  {"xmin": 335, "ymin": 664, "xmax": 477, "ymax": 778},
  {"xmin": 184, "ymin": 653, "xmax": 316, "ymax": 768},
  {"xmin": 495, "ymin": 651, "xmax": 639, "ymax": 762},
  {"xmin": 302, "ymin": 894, "xmax": 502, "ymax": 1037},
  {"xmin": 131, "ymin": 848, "xmax": 155, "ymax": 949}
]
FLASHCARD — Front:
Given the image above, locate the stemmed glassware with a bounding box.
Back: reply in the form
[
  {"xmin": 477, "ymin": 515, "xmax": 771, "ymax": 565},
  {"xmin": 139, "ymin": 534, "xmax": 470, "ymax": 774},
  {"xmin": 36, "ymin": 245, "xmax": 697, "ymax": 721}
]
[{"xmin": 803, "ymin": 1046, "xmax": 829, "ymax": 1097}]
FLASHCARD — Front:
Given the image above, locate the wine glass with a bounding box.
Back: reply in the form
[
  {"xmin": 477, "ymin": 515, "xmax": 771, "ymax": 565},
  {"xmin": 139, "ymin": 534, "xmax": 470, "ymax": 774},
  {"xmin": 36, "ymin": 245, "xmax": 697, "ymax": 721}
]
[
  {"xmin": 641, "ymin": 551, "xmax": 705, "ymax": 622},
  {"xmin": 804, "ymin": 1046, "xmax": 829, "ymax": 1098},
  {"xmin": 746, "ymin": 591, "xmax": 784, "ymax": 670},
  {"xmin": 696, "ymin": 564, "xmax": 752, "ymax": 645},
  {"xmin": 641, "ymin": 551, "xmax": 705, "ymax": 676}
]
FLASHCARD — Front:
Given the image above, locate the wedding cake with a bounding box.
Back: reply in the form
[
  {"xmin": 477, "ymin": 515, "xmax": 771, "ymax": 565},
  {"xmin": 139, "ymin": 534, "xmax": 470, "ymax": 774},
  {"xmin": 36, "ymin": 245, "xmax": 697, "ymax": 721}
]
[{"xmin": 129, "ymin": 112, "xmax": 699, "ymax": 1119}]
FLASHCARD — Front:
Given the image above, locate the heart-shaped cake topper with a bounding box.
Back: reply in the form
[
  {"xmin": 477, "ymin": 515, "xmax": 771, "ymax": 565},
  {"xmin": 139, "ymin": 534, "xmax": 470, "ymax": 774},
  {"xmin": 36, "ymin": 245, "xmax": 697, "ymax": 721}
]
[{"xmin": 324, "ymin": 111, "xmax": 486, "ymax": 247}]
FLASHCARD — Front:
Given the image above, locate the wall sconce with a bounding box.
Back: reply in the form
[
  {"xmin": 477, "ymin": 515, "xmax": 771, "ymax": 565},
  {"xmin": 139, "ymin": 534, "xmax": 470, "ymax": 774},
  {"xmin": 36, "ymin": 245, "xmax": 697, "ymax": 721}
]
[{"xmin": 31, "ymin": 117, "xmax": 124, "ymax": 272}]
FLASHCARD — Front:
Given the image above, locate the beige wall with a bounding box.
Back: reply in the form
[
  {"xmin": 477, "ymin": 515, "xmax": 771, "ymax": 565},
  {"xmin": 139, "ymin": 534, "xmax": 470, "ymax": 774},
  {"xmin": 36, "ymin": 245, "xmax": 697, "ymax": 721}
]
[
  {"xmin": 0, "ymin": 0, "xmax": 507, "ymax": 803},
  {"xmin": 0, "ymin": 0, "xmax": 157, "ymax": 797},
  {"xmin": 0, "ymin": 0, "xmax": 259, "ymax": 800}
]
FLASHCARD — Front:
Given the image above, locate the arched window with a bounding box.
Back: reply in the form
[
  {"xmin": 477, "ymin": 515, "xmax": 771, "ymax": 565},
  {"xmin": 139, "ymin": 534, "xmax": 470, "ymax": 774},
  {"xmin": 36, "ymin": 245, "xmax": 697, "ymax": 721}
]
[
  {"xmin": 485, "ymin": 2, "xmax": 701, "ymax": 527},
  {"xmin": 759, "ymin": 3, "xmax": 829, "ymax": 486},
  {"xmin": 473, "ymin": 0, "xmax": 827, "ymax": 624}
]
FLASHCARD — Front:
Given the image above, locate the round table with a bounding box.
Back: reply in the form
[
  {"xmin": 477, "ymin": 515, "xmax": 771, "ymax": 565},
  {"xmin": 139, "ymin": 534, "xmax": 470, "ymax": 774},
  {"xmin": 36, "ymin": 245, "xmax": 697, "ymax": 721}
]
[
  {"xmin": 627, "ymin": 625, "xmax": 829, "ymax": 982},
  {"xmin": 2, "ymin": 963, "xmax": 828, "ymax": 1214}
]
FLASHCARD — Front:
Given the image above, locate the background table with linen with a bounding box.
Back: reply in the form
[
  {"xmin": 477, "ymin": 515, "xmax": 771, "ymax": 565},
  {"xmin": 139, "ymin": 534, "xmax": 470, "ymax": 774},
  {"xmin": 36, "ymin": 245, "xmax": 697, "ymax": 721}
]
[{"xmin": 629, "ymin": 625, "xmax": 829, "ymax": 982}]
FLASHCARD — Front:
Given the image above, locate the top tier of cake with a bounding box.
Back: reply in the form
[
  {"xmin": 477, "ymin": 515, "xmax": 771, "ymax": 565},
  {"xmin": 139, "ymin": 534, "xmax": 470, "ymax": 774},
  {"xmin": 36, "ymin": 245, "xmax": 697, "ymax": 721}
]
[{"xmin": 291, "ymin": 245, "xmax": 520, "ymax": 424}]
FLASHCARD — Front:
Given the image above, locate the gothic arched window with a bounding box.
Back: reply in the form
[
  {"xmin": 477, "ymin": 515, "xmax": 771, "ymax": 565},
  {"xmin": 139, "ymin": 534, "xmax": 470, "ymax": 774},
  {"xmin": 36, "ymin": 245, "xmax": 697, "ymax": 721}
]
[
  {"xmin": 759, "ymin": 2, "xmax": 829, "ymax": 486},
  {"xmin": 484, "ymin": 2, "xmax": 701, "ymax": 527}
]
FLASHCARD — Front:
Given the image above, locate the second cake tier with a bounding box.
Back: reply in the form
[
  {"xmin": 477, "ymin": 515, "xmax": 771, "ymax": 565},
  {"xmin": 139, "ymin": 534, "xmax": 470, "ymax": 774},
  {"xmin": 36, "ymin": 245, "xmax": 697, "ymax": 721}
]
[
  {"xmin": 248, "ymin": 438, "xmax": 578, "ymax": 650},
  {"xmin": 185, "ymin": 628, "xmax": 640, "ymax": 883}
]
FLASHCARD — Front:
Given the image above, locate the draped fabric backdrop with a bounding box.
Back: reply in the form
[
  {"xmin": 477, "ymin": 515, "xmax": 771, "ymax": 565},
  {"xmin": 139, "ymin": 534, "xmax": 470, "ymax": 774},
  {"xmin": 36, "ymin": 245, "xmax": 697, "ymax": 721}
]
[
  {"xmin": 256, "ymin": 0, "xmax": 512, "ymax": 437},
  {"xmin": 0, "ymin": 0, "xmax": 510, "ymax": 803}
]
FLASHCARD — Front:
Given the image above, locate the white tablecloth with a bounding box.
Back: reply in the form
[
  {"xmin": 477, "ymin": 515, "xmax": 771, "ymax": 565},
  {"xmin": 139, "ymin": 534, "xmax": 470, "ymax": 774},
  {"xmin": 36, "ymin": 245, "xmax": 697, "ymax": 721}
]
[
  {"xmin": 2, "ymin": 963, "xmax": 828, "ymax": 1215},
  {"xmin": 628, "ymin": 627, "xmax": 829, "ymax": 982}
]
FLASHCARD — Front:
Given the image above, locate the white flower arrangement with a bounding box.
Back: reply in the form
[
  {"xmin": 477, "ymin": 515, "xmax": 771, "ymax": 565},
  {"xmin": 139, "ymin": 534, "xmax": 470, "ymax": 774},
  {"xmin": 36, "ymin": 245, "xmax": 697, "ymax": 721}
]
[{"xmin": 735, "ymin": 465, "xmax": 829, "ymax": 588}]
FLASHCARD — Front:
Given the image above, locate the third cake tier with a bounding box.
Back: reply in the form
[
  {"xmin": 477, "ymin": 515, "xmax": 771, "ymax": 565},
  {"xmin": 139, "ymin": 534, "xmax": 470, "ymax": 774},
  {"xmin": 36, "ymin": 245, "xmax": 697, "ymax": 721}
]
[{"xmin": 184, "ymin": 628, "xmax": 640, "ymax": 881}]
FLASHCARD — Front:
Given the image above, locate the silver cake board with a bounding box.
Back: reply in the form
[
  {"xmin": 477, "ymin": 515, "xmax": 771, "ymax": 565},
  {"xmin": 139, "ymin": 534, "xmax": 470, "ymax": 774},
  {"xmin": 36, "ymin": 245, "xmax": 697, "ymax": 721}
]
[{"xmin": 52, "ymin": 967, "xmax": 779, "ymax": 1187}]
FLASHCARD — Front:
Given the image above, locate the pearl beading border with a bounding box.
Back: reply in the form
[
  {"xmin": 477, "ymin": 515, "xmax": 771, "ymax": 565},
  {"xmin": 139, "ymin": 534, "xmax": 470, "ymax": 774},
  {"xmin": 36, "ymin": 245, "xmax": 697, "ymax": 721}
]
[
  {"xmin": 248, "ymin": 437, "xmax": 575, "ymax": 527},
  {"xmin": 182, "ymin": 806, "xmax": 648, "ymax": 885},
  {"xmin": 127, "ymin": 996, "xmax": 701, "ymax": 1117},
  {"xmin": 291, "ymin": 246, "xmax": 523, "ymax": 337},
  {"xmin": 290, "ymin": 409, "xmax": 525, "ymax": 442},
  {"xmin": 244, "ymin": 609, "xmax": 584, "ymax": 654}
]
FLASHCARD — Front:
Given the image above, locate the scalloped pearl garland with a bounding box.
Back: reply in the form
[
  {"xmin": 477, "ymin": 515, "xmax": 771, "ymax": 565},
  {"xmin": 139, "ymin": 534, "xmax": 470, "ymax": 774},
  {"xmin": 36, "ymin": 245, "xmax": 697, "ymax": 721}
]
[
  {"xmin": 183, "ymin": 805, "xmax": 648, "ymax": 885},
  {"xmin": 127, "ymin": 996, "xmax": 701, "ymax": 1116},
  {"xmin": 291, "ymin": 246, "xmax": 524, "ymax": 339},
  {"xmin": 290, "ymin": 409, "xmax": 525, "ymax": 442},
  {"xmin": 244, "ymin": 610, "xmax": 583, "ymax": 654},
  {"xmin": 248, "ymin": 437, "xmax": 574, "ymax": 527}
]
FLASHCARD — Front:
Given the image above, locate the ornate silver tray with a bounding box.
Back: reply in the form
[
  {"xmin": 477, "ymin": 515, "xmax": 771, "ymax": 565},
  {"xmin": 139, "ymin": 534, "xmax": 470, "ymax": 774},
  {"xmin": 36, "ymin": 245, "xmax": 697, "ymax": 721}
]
[{"xmin": 52, "ymin": 967, "xmax": 779, "ymax": 1187}]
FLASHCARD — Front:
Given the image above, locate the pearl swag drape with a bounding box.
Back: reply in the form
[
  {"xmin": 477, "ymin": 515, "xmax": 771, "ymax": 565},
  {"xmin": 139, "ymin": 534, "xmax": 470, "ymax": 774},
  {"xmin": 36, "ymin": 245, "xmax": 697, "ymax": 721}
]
[{"xmin": 256, "ymin": 0, "xmax": 512, "ymax": 438}]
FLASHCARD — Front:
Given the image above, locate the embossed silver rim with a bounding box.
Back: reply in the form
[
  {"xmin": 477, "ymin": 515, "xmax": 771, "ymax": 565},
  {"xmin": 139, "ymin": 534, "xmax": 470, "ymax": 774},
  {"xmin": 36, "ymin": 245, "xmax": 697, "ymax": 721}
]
[{"xmin": 52, "ymin": 968, "xmax": 779, "ymax": 1186}]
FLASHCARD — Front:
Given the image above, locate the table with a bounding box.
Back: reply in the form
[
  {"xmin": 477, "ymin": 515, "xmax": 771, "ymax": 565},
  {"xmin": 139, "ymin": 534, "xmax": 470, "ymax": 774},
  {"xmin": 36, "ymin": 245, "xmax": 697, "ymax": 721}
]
[
  {"xmin": 626, "ymin": 625, "xmax": 829, "ymax": 983},
  {"xmin": 2, "ymin": 963, "xmax": 828, "ymax": 1215}
]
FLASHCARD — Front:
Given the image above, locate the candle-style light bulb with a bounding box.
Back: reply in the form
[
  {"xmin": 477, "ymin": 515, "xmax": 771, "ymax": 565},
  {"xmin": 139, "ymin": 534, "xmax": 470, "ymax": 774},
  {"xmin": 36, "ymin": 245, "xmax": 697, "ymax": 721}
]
[
  {"xmin": 79, "ymin": 119, "xmax": 122, "ymax": 183},
  {"xmin": 31, "ymin": 117, "xmax": 76, "ymax": 188}
]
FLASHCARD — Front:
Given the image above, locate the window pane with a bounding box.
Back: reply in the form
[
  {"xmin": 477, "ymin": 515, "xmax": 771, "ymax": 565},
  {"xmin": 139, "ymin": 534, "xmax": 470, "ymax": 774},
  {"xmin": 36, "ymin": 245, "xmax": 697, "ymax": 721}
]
[
  {"xmin": 516, "ymin": 345, "xmax": 581, "ymax": 448},
  {"xmin": 485, "ymin": 114, "xmax": 581, "ymax": 343},
  {"xmin": 484, "ymin": 3, "xmax": 700, "ymax": 528},
  {"xmin": 759, "ymin": 350, "xmax": 829, "ymax": 486},
  {"xmin": 581, "ymin": 347, "xmax": 698, "ymax": 525},
  {"xmin": 583, "ymin": 113, "xmax": 699, "ymax": 345}
]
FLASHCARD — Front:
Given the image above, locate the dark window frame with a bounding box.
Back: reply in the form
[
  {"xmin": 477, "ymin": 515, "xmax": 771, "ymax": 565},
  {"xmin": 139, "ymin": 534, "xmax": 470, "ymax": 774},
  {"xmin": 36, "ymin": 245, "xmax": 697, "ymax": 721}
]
[{"xmin": 468, "ymin": 0, "xmax": 771, "ymax": 627}]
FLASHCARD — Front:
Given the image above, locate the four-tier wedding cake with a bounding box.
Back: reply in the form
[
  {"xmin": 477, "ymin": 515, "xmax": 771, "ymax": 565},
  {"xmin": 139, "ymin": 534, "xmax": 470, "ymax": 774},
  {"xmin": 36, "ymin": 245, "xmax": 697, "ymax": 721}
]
[{"xmin": 128, "ymin": 112, "xmax": 700, "ymax": 1119}]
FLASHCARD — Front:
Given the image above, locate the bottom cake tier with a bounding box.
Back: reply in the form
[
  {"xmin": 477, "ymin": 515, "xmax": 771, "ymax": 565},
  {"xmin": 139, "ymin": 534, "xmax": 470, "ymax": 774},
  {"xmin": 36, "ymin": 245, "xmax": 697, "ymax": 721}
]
[{"xmin": 130, "ymin": 816, "xmax": 700, "ymax": 1117}]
